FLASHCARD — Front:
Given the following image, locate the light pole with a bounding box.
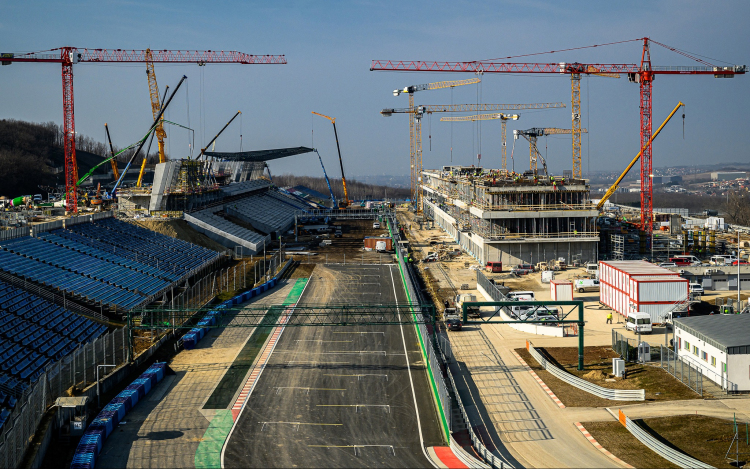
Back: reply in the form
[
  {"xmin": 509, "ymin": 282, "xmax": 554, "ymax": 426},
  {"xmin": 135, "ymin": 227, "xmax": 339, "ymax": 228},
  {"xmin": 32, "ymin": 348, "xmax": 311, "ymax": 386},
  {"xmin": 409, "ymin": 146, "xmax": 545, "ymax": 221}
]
[
  {"xmin": 97, "ymin": 364, "xmax": 117, "ymax": 409},
  {"xmin": 738, "ymin": 230, "xmax": 741, "ymax": 306}
]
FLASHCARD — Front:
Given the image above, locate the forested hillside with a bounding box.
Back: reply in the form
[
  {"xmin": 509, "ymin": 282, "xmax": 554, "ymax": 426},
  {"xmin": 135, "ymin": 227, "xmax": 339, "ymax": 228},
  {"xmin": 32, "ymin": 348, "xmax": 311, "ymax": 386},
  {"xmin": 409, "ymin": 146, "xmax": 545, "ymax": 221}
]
[{"xmin": 0, "ymin": 119, "xmax": 161, "ymax": 198}]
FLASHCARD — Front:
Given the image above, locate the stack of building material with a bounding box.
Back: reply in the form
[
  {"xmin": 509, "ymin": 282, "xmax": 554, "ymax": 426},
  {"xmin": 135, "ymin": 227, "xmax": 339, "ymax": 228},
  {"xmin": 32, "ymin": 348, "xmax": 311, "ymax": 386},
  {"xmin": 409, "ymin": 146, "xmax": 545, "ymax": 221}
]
[{"xmin": 600, "ymin": 261, "xmax": 688, "ymax": 322}]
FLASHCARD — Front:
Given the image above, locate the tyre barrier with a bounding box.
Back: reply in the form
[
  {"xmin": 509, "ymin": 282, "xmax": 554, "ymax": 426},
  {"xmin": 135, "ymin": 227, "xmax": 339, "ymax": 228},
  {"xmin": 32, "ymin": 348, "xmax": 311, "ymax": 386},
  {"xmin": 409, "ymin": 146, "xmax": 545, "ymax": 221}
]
[
  {"xmin": 71, "ymin": 362, "xmax": 167, "ymax": 469},
  {"xmin": 182, "ymin": 261, "xmax": 291, "ymax": 350}
]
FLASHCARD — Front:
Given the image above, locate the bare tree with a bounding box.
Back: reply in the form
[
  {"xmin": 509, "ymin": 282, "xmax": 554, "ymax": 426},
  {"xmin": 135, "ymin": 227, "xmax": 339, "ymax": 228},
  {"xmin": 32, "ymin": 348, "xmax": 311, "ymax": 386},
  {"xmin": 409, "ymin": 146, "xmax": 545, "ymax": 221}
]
[{"xmin": 724, "ymin": 190, "xmax": 750, "ymax": 226}]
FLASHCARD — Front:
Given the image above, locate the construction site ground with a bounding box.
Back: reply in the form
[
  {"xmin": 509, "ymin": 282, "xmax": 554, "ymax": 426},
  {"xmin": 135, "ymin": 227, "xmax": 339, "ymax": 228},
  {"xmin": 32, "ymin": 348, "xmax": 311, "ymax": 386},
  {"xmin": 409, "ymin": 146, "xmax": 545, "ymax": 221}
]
[
  {"xmin": 285, "ymin": 218, "xmax": 396, "ymax": 265},
  {"xmin": 398, "ymin": 208, "xmax": 750, "ymax": 468}
]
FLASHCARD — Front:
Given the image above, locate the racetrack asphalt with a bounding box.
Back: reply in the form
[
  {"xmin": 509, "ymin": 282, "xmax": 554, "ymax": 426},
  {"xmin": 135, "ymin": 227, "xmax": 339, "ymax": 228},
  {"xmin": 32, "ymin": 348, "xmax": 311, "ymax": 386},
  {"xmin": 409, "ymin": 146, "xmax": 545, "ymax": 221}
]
[{"xmin": 223, "ymin": 264, "xmax": 443, "ymax": 468}]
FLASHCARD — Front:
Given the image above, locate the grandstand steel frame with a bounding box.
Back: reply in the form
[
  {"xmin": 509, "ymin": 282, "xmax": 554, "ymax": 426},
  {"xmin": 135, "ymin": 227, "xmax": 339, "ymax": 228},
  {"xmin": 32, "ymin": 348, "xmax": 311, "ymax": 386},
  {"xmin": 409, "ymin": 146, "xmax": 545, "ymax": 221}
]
[{"xmin": 127, "ymin": 303, "xmax": 435, "ymax": 329}]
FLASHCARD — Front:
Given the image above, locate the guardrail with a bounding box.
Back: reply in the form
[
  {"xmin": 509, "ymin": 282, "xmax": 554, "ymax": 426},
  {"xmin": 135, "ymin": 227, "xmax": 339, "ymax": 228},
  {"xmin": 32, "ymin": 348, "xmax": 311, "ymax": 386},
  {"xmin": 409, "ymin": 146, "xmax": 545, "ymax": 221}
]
[
  {"xmin": 617, "ymin": 409, "xmax": 714, "ymax": 469},
  {"xmin": 388, "ymin": 214, "xmax": 508, "ymax": 469},
  {"xmin": 527, "ymin": 341, "xmax": 645, "ymax": 401}
]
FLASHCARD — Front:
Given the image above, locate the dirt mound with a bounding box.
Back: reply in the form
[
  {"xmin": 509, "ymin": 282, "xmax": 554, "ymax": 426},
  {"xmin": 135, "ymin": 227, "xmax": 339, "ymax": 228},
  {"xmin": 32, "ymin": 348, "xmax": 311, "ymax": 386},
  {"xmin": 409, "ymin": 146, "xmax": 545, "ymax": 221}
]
[
  {"xmin": 583, "ymin": 370, "xmax": 607, "ymax": 381},
  {"xmin": 127, "ymin": 219, "xmax": 227, "ymax": 252}
]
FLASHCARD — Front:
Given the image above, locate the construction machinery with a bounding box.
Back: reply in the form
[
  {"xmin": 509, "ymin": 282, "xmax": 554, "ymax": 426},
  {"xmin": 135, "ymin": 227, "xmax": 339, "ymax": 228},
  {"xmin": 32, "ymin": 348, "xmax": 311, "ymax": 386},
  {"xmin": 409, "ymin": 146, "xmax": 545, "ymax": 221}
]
[
  {"xmin": 312, "ymin": 112, "xmax": 349, "ymax": 208},
  {"xmin": 135, "ymin": 48, "xmax": 169, "ymax": 188},
  {"xmin": 391, "ymin": 78, "xmax": 480, "ymax": 212},
  {"xmin": 439, "ymin": 113, "xmax": 519, "ymax": 171},
  {"xmin": 2, "ymin": 47, "xmax": 285, "ymax": 212},
  {"xmin": 137, "ymin": 86, "xmax": 168, "ymax": 187},
  {"xmin": 104, "ymin": 123, "xmax": 120, "ymax": 181},
  {"xmin": 198, "ymin": 111, "xmax": 242, "ymax": 160},
  {"xmin": 371, "ymin": 37, "xmax": 746, "ymax": 242},
  {"xmin": 314, "ymin": 150, "xmax": 337, "ymax": 208},
  {"xmin": 513, "ymin": 127, "xmax": 587, "ymax": 173},
  {"xmin": 597, "ymin": 102, "xmax": 685, "ymax": 210}
]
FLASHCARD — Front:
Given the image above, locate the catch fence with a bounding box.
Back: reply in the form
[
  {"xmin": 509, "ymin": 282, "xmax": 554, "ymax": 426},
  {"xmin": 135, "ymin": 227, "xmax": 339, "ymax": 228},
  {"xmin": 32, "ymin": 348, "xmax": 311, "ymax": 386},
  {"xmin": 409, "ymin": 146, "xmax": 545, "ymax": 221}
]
[{"xmin": 0, "ymin": 327, "xmax": 128, "ymax": 469}]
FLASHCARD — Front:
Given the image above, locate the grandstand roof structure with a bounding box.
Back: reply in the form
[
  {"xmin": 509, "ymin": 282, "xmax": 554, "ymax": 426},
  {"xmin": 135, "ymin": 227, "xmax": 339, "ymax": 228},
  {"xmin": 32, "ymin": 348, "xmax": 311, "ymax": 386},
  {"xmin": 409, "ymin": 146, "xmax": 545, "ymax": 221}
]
[{"xmin": 203, "ymin": 146, "xmax": 314, "ymax": 162}]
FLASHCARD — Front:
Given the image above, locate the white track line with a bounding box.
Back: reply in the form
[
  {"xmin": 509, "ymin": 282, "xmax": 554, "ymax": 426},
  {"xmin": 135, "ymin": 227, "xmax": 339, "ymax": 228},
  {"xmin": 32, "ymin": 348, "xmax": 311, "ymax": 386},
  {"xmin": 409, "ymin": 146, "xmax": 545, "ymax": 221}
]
[{"xmin": 390, "ymin": 265, "xmax": 437, "ymax": 468}]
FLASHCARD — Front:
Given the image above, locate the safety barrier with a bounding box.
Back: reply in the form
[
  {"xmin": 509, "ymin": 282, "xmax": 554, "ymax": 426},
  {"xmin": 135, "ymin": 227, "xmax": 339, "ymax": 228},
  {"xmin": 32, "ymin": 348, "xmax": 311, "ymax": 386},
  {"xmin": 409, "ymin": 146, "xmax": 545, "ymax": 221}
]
[
  {"xmin": 181, "ymin": 259, "xmax": 292, "ymax": 350},
  {"xmin": 388, "ymin": 215, "xmax": 504, "ymax": 469},
  {"xmin": 71, "ymin": 362, "xmax": 168, "ymax": 469},
  {"xmin": 617, "ymin": 409, "xmax": 714, "ymax": 469},
  {"xmin": 527, "ymin": 341, "xmax": 645, "ymax": 401}
]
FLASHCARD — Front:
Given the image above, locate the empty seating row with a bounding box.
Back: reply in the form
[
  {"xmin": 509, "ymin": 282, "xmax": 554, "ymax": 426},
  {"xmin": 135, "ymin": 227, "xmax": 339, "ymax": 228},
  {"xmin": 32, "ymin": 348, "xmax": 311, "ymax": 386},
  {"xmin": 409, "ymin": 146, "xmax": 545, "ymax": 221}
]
[
  {"xmin": 68, "ymin": 218, "xmax": 219, "ymax": 273},
  {"xmin": 0, "ymin": 251, "xmax": 147, "ymax": 310},
  {"xmin": 191, "ymin": 210, "xmax": 267, "ymax": 244},
  {"xmin": 38, "ymin": 232, "xmax": 172, "ymax": 280},
  {"xmin": 221, "ymin": 179, "xmax": 272, "ymax": 197},
  {"xmin": 227, "ymin": 191, "xmax": 308, "ymax": 234},
  {"xmin": 0, "ymin": 237, "xmax": 169, "ymax": 296}
]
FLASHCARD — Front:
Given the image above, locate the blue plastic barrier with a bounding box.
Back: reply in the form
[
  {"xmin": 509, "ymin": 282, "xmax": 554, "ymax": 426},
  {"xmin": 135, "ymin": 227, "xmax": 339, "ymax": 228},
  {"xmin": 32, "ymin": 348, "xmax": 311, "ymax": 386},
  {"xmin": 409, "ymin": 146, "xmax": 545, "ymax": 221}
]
[{"xmin": 73, "ymin": 362, "xmax": 168, "ymax": 468}]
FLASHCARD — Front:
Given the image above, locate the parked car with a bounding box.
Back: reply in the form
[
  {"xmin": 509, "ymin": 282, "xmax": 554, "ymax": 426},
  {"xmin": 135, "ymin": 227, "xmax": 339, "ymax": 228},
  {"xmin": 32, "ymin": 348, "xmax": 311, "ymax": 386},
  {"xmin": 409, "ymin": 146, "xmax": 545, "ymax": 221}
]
[
  {"xmin": 659, "ymin": 262, "xmax": 677, "ymax": 268},
  {"xmin": 518, "ymin": 307, "xmax": 558, "ymax": 322},
  {"xmin": 334, "ymin": 228, "xmax": 343, "ymax": 238},
  {"xmin": 511, "ymin": 264, "xmax": 534, "ymax": 275},
  {"xmin": 444, "ymin": 309, "xmax": 462, "ymax": 331},
  {"xmin": 689, "ymin": 283, "xmax": 704, "ymax": 295},
  {"xmin": 730, "ymin": 260, "xmax": 750, "ymax": 266},
  {"xmin": 485, "ymin": 261, "xmax": 502, "ymax": 273},
  {"xmin": 372, "ymin": 221, "xmax": 381, "ymax": 229}
]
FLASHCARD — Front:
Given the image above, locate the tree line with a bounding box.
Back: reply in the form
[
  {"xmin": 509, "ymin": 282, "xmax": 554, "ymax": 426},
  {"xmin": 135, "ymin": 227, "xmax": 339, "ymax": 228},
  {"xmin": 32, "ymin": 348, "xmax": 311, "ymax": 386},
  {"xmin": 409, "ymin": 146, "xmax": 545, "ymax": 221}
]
[{"xmin": 273, "ymin": 174, "xmax": 411, "ymax": 201}]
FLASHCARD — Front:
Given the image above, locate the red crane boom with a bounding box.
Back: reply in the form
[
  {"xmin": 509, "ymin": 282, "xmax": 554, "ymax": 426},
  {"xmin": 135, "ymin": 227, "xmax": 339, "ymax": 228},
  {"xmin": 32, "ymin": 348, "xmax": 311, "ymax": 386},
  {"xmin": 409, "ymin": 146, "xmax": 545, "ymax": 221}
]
[
  {"xmin": 371, "ymin": 37, "xmax": 746, "ymax": 243},
  {"xmin": 2, "ymin": 47, "xmax": 286, "ymax": 212}
]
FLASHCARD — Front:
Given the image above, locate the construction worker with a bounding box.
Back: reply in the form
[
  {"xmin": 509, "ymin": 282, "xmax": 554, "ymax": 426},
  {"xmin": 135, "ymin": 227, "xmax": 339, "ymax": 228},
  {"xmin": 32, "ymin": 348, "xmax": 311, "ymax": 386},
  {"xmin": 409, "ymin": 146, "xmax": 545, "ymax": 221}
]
[{"xmin": 606, "ymin": 312, "xmax": 613, "ymax": 324}]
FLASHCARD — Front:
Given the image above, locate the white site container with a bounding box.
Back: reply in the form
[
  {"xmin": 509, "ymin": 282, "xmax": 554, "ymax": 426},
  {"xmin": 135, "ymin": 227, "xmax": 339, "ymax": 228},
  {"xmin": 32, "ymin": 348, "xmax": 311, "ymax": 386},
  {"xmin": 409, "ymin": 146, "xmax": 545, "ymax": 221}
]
[
  {"xmin": 599, "ymin": 261, "xmax": 680, "ymax": 318},
  {"xmin": 628, "ymin": 275, "xmax": 689, "ymax": 323},
  {"xmin": 541, "ymin": 270, "xmax": 555, "ymax": 283},
  {"xmin": 550, "ymin": 279, "xmax": 573, "ymax": 301}
]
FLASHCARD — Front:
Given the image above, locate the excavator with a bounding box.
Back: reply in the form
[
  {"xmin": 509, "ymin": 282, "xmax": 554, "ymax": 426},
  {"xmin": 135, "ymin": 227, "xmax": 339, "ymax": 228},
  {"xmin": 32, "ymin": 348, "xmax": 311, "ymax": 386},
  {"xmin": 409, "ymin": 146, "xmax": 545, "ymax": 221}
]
[{"xmin": 312, "ymin": 112, "xmax": 350, "ymax": 208}]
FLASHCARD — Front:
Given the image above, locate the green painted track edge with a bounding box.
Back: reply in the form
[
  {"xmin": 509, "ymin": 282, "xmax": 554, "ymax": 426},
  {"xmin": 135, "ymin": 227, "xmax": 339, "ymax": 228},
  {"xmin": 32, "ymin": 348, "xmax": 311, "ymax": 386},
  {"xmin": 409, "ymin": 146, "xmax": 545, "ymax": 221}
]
[
  {"xmin": 389, "ymin": 219, "xmax": 450, "ymax": 443},
  {"xmin": 194, "ymin": 278, "xmax": 308, "ymax": 468}
]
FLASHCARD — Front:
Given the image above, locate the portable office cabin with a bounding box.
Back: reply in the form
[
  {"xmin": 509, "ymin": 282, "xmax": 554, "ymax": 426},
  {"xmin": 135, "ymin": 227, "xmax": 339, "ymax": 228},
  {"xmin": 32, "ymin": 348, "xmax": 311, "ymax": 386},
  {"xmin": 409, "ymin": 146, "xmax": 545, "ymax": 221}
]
[
  {"xmin": 674, "ymin": 314, "xmax": 750, "ymax": 392},
  {"xmin": 628, "ymin": 275, "xmax": 689, "ymax": 323},
  {"xmin": 599, "ymin": 261, "xmax": 681, "ymax": 319},
  {"xmin": 550, "ymin": 279, "xmax": 573, "ymax": 301}
]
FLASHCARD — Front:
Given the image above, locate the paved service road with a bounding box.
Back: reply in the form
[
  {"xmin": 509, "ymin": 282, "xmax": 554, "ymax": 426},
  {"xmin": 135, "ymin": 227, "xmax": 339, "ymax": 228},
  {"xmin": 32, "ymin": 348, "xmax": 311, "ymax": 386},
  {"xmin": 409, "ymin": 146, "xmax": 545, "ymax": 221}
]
[{"xmin": 224, "ymin": 264, "xmax": 442, "ymax": 468}]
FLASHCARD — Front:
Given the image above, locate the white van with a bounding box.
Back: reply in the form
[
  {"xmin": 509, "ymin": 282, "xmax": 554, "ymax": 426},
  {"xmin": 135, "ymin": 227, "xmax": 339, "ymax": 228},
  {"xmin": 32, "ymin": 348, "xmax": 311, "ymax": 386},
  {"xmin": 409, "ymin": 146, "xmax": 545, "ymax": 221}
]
[
  {"xmin": 507, "ymin": 291, "xmax": 535, "ymax": 301},
  {"xmin": 626, "ymin": 311, "xmax": 652, "ymax": 334},
  {"xmin": 574, "ymin": 278, "xmax": 600, "ymax": 293},
  {"xmin": 585, "ymin": 263, "xmax": 599, "ymax": 277},
  {"xmin": 710, "ymin": 255, "xmax": 736, "ymax": 266}
]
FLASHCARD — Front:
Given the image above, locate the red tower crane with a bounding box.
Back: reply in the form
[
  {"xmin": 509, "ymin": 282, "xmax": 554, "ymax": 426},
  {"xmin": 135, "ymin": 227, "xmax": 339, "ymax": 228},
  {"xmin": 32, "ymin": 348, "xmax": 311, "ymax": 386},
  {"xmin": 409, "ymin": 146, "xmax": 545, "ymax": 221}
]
[
  {"xmin": 1, "ymin": 47, "xmax": 286, "ymax": 212},
  {"xmin": 370, "ymin": 37, "xmax": 746, "ymax": 242}
]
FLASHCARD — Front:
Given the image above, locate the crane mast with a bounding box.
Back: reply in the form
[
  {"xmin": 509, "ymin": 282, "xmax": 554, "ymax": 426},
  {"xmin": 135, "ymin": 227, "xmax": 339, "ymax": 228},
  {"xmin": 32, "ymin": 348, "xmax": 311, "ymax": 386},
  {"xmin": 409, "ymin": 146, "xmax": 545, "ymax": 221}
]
[
  {"xmin": 2, "ymin": 47, "xmax": 285, "ymax": 212},
  {"xmin": 440, "ymin": 113, "xmax": 520, "ymax": 171},
  {"xmin": 312, "ymin": 112, "xmax": 349, "ymax": 208}
]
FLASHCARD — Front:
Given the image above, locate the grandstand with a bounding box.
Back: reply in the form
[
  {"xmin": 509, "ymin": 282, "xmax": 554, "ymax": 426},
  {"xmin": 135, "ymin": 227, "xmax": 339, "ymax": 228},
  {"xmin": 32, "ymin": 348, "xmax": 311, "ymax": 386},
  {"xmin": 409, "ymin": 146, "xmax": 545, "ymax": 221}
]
[
  {"xmin": 0, "ymin": 218, "xmax": 222, "ymax": 311},
  {"xmin": 0, "ymin": 278, "xmax": 107, "ymax": 430},
  {"xmin": 186, "ymin": 187, "xmax": 311, "ymax": 255}
]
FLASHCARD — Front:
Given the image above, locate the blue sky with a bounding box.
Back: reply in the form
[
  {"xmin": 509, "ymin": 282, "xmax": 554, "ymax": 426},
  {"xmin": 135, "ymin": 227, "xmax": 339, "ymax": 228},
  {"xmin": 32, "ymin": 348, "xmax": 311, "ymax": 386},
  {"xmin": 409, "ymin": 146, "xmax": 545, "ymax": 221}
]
[{"xmin": 1, "ymin": 0, "xmax": 748, "ymax": 179}]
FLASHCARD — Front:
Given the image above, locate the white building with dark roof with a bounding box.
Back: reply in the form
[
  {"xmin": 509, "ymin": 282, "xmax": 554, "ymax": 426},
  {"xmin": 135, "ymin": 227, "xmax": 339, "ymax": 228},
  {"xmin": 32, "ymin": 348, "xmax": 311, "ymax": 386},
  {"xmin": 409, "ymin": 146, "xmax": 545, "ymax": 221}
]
[{"xmin": 674, "ymin": 314, "xmax": 750, "ymax": 392}]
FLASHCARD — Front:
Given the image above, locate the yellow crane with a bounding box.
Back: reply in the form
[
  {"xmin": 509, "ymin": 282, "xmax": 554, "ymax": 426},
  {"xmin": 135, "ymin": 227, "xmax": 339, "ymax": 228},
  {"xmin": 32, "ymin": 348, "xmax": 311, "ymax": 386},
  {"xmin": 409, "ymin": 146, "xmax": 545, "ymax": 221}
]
[
  {"xmin": 392, "ymin": 78, "xmax": 481, "ymax": 211},
  {"xmin": 570, "ymin": 65, "xmax": 619, "ymax": 178},
  {"xmin": 597, "ymin": 102, "xmax": 685, "ymax": 210},
  {"xmin": 439, "ymin": 112, "xmax": 519, "ymax": 172},
  {"xmin": 514, "ymin": 127, "xmax": 587, "ymax": 173},
  {"xmin": 312, "ymin": 111, "xmax": 350, "ymax": 208},
  {"xmin": 137, "ymin": 48, "xmax": 168, "ymax": 187}
]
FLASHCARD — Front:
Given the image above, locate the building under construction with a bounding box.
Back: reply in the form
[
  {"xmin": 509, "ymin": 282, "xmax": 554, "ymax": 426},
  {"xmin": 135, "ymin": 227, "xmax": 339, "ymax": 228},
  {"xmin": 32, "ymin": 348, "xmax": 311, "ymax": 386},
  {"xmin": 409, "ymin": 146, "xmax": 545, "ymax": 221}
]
[{"xmin": 421, "ymin": 166, "xmax": 599, "ymax": 266}]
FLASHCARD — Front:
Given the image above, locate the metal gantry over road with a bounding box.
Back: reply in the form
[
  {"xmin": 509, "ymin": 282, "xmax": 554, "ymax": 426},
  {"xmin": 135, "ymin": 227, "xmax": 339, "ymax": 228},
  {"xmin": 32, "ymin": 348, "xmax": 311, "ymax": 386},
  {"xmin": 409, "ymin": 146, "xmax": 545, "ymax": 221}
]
[
  {"xmin": 460, "ymin": 300, "xmax": 586, "ymax": 370},
  {"xmin": 128, "ymin": 303, "xmax": 436, "ymax": 329}
]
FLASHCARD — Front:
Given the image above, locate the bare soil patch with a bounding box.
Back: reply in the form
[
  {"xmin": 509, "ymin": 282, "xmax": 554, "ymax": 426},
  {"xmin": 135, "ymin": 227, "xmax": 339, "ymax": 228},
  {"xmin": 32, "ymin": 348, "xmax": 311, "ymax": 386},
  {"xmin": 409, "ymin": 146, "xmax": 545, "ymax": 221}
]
[
  {"xmin": 515, "ymin": 346, "xmax": 699, "ymax": 406},
  {"xmin": 128, "ymin": 219, "xmax": 227, "ymax": 252},
  {"xmin": 584, "ymin": 415, "xmax": 747, "ymax": 469}
]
